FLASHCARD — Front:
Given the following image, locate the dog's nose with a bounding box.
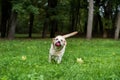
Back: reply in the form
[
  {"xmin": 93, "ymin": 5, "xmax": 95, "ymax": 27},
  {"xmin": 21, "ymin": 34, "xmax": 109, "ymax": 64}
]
[
  {"xmin": 55, "ymin": 41, "xmax": 61, "ymax": 47},
  {"xmin": 57, "ymin": 41, "xmax": 60, "ymax": 43}
]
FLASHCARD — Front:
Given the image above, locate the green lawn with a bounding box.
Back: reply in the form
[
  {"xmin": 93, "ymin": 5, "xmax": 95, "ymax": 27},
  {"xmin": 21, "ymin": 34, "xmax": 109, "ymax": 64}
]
[{"xmin": 0, "ymin": 39, "xmax": 120, "ymax": 80}]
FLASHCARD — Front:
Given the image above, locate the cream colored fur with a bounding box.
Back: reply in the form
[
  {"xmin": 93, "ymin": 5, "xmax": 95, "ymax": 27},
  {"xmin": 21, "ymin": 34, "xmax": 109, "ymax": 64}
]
[{"xmin": 49, "ymin": 31, "xmax": 78, "ymax": 64}]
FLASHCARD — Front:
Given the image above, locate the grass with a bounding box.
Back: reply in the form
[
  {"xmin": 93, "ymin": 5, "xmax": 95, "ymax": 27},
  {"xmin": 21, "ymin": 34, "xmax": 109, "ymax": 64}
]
[{"xmin": 0, "ymin": 38, "xmax": 120, "ymax": 80}]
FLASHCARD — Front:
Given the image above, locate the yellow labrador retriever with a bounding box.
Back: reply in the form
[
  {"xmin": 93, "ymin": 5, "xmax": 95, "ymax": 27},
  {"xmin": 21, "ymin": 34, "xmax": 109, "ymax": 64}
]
[{"xmin": 49, "ymin": 31, "xmax": 78, "ymax": 64}]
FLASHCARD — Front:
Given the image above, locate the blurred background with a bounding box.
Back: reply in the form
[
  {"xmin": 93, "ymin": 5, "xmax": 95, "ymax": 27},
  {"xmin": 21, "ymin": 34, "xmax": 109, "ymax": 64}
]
[{"xmin": 0, "ymin": 0, "xmax": 120, "ymax": 39}]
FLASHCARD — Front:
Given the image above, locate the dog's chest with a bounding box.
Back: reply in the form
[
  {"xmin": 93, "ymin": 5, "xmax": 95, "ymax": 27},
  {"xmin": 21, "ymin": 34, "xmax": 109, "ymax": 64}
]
[
  {"xmin": 51, "ymin": 49, "xmax": 63, "ymax": 56},
  {"xmin": 50, "ymin": 45, "xmax": 65, "ymax": 56}
]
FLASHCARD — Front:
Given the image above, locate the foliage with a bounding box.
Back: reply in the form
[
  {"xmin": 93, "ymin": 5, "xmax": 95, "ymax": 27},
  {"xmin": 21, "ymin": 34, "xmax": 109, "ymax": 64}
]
[
  {"xmin": 0, "ymin": 39, "xmax": 120, "ymax": 79},
  {"xmin": 12, "ymin": 0, "xmax": 47, "ymax": 34},
  {"xmin": 111, "ymin": 0, "xmax": 120, "ymax": 9},
  {"xmin": 79, "ymin": 9, "xmax": 87, "ymax": 32},
  {"xmin": 1, "ymin": 0, "xmax": 120, "ymax": 37},
  {"xmin": 102, "ymin": 18, "xmax": 113, "ymax": 29},
  {"xmin": 16, "ymin": 14, "xmax": 29, "ymax": 33},
  {"xmin": 12, "ymin": 0, "xmax": 40, "ymax": 14}
]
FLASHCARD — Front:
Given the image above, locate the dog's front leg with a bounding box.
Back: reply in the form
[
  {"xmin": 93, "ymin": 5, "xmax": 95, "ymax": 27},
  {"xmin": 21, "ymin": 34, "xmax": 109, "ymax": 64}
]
[
  {"xmin": 57, "ymin": 56, "xmax": 62, "ymax": 64},
  {"xmin": 48, "ymin": 54, "xmax": 52, "ymax": 63}
]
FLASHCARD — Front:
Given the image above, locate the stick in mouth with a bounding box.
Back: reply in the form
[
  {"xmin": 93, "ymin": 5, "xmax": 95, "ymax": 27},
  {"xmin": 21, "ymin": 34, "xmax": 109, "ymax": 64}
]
[{"xmin": 62, "ymin": 31, "xmax": 78, "ymax": 38}]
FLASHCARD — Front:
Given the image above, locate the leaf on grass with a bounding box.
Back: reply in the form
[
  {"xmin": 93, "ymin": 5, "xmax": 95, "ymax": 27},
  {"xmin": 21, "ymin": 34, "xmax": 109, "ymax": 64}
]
[
  {"xmin": 21, "ymin": 55, "xmax": 27, "ymax": 61},
  {"xmin": 77, "ymin": 58, "xmax": 84, "ymax": 64}
]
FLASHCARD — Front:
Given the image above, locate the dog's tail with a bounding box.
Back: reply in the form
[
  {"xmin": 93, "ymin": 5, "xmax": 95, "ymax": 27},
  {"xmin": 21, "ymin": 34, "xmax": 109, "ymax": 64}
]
[{"xmin": 63, "ymin": 31, "xmax": 78, "ymax": 38}]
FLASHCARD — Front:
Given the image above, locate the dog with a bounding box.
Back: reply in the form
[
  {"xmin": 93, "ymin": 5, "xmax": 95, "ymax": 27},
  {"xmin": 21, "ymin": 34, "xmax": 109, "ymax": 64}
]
[{"xmin": 49, "ymin": 31, "xmax": 78, "ymax": 64}]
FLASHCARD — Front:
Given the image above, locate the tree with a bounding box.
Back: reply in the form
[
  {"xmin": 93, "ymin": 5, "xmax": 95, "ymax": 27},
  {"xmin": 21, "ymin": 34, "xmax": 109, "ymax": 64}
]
[
  {"xmin": 29, "ymin": 13, "xmax": 34, "ymax": 38},
  {"xmin": 92, "ymin": 0, "xmax": 103, "ymax": 36},
  {"xmin": 69, "ymin": 0, "xmax": 80, "ymax": 32},
  {"xmin": 8, "ymin": 0, "xmax": 40, "ymax": 38},
  {"xmin": 0, "ymin": 0, "xmax": 1, "ymax": 31},
  {"xmin": 42, "ymin": 17, "xmax": 49, "ymax": 38},
  {"xmin": 1, "ymin": 0, "xmax": 12, "ymax": 38},
  {"xmin": 114, "ymin": 11, "xmax": 120, "ymax": 40},
  {"xmin": 86, "ymin": 0, "xmax": 94, "ymax": 39},
  {"xmin": 42, "ymin": 5, "xmax": 49, "ymax": 38},
  {"xmin": 28, "ymin": 0, "xmax": 38, "ymax": 38},
  {"xmin": 42, "ymin": 0, "xmax": 58, "ymax": 38},
  {"xmin": 7, "ymin": 11, "xmax": 18, "ymax": 39},
  {"xmin": 49, "ymin": 0, "xmax": 58, "ymax": 38}
]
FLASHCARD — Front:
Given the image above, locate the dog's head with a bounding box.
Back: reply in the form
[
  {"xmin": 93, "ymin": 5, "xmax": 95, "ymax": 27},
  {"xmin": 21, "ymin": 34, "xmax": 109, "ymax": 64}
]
[{"xmin": 53, "ymin": 36, "xmax": 66, "ymax": 48}]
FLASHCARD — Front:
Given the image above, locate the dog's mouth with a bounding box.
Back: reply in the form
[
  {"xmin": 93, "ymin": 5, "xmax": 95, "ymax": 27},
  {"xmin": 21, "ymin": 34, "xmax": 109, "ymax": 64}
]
[{"xmin": 55, "ymin": 42, "xmax": 61, "ymax": 47}]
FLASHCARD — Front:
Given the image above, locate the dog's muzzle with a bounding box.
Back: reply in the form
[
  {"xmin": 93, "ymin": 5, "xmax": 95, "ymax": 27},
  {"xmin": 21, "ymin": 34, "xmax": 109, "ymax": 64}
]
[{"xmin": 55, "ymin": 41, "xmax": 61, "ymax": 47}]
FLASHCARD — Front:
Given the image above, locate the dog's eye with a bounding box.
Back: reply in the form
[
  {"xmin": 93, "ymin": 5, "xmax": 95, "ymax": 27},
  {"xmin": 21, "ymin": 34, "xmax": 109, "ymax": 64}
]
[
  {"xmin": 61, "ymin": 39, "xmax": 63, "ymax": 42},
  {"xmin": 55, "ymin": 38, "xmax": 58, "ymax": 40}
]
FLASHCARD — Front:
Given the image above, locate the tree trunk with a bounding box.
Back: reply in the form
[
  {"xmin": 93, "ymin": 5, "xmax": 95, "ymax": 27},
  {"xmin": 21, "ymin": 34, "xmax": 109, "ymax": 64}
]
[
  {"xmin": 48, "ymin": 0, "xmax": 58, "ymax": 38},
  {"xmin": 93, "ymin": 13, "xmax": 103, "ymax": 36},
  {"xmin": 50, "ymin": 19, "xmax": 57, "ymax": 38},
  {"xmin": 86, "ymin": 0, "xmax": 94, "ymax": 39},
  {"xmin": 93, "ymin": 14, "xmax": 99, "ymax": 35},
  {"xmin": 42, "ymin": 18, "xmax": 49, "ymax": 38},
  {"xmin": 98, "ymin": 14, "xmax": 103, "ymax": 35},
  {"xmin": 114, "ymin": 11, "xmax": 120, "ymax": 40},
  {"xmin": 103, "ymin": 1, "xmax": 112, "ymax": 38},
  {"xmin": 7, "ymin": 11, "xmax": 17, "ymax": 39},
  {"xmin": 0, "ymin": 1, "xmax": 1, "ymax": 33},
  {"xmin": 1, "ymin": 0, "xmax": 11, "ymax": 38},
  {"xmin": 42, "ymin": 7, "xmax": 49, "ymax": 38},
  {"xmin": 29, "ymin": 13, "xmax": 34, "ymax": 38},
  {"xmin": 69, "ymin": 0, "xmax": 80, "ymax": 32}
]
